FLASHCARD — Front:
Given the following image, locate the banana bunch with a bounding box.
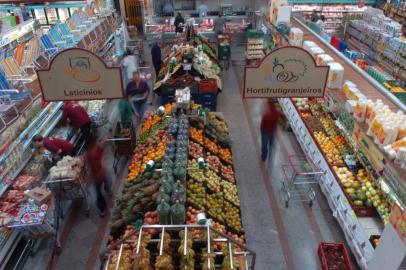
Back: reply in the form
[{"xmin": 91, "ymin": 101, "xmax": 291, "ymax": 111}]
[
  {"xmin": 221, "ymin": 244, "xmax": 239, "ymax": 270},
  {"xmin": 133, "ymin": 235, "xmax": 153, "ymax": 270},
  {"xmin": 178, "ymin": 230, "xmax": 195, "ymax": 269},
  {"xmin": 201, "ymin": 248, "xmax": 216, "ymax": 270},
  {"xmin": 155, "ymin": 253, "xmax": 174, "ymax": 270},
  {"xmin": 155, "ymin": 233, "xmax": 174, "ymax": 270}
]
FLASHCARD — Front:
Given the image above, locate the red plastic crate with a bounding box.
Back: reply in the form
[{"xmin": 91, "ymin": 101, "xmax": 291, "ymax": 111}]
[
  {"xmin": 318, "ymin": 242, "xmax": 353, "ymax": 270},
  {"xmin": 199, "ymin": 79, "xmax": 218, "ymax": 94}
]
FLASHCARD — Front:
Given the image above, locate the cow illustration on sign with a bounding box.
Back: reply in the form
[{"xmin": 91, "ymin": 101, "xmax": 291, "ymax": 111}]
[
  {"xmin": 65, "ymin": 56, "xmax": 101, "ymax": 83},
  {"xmin": 264, "ymin": 57, "xmax": 307, "ymax": 83}
]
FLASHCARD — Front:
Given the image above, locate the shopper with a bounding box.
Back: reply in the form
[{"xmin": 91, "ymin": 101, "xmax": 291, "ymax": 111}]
[
  {"xmin": 121, "ymin": 49, "xmax": 139, "ymax": 86},
  {"xmin": 316, "ymin": 15, "xmax": 326, "ymax": 30},
  {"xmin": 62, "ymin": 101, "xmax": 92, "ymax": 146},
  {"xmin": 310, "ymin": 10, "xmax": 320, "ymax": 22},
  {"xmin": 197, "ymin": 4, "xmax": 209, "ymax": 17},
  {"xmin": 174, "ymin": 12, "xmax": 185, "ymax": 33},
  {"xmin": 32, "ymin": 135, "xmax": 74, "ymax": 159},
  {"xmin": 260, "ymin": 99, "xmax": 280, "ymax": 162},
  {"xmin": 118, "ymin": 94, "xmax": 134, "ymax": 127},
  {"xmin": 85, "ymin": 135, "xmax": 109, "ymax": 217},
  {"xmin": 125, "ymin": 71, "xmax": 150, "ymax": 120},
  {"xmin": 151, "ymin": 42, "xmax": 162, "ymax": 77},
  {"xmin": 214, "ymin": 13, "xmax": 226, "ymax": 35}
]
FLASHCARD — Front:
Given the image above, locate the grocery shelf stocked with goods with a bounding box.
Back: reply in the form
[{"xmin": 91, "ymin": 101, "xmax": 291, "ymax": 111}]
[
  {"xmin": 245, "ymin": 30, "xmax": 265, "ymax": 64},
  {"xmin": 278, "ymin": 17, "xmax": 406, "ymax": 269},
  {"xmin": 384, "ymin": 1, "xmax": 406, "ymax": 33},
  {"xmin": 154, "ymin": 38, "xmax": 222, "ymax": 111},
  {"xmin": 102, "ymin": 102, "xmax": 256, "ymax": 269},
  {"xmin": 344, "ymin": 7, "xmax": 406, "ymax": 97},
  {"xmin": 291, "ymin": 4, "xmax": 366, "ymax": 33},
  {"xmin": 145, "ymin": 15, "xmax": 250, "ymax": 44}
]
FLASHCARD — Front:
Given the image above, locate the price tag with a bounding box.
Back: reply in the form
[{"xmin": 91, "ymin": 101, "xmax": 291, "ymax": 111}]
[{"xmin": 182, "ymin": 63, "xmax": 192, "ymax": 71}]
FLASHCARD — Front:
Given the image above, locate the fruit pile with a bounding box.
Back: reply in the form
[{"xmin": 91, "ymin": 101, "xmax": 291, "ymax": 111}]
[
  {"xmin": 189, "ymin": 127, "xmax": 203, "ymax": 144},
  {"xmin": 187, "ymin": 112, "xmax": 244, "ymax": 236},
  {"xmin": 188, "ymin": 142, "xmax": 203, "ymax": 158},
  {"xmin": 127, "ymin": 130, "xmax": 169, "ymax": 182},
  {"xmin": 314, "ymin": 131, "xmax": 345, "ymax": 166},
  {"xmin": 219, "ymin": 147, "xmax": 232, "ymax": 164}
]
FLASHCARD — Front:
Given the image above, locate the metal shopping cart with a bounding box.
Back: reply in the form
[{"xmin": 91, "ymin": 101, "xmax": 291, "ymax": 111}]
[
  {"xmin": 281, "ymin": 155, "xmax": 324, "ymax": 208},
  {"xmin": 106, "ymin": 121, "xmax": 137, "ymax": 174},
  {"xmin": 43, "ymin": 166, "xmax": 89, "ymax": 252}
]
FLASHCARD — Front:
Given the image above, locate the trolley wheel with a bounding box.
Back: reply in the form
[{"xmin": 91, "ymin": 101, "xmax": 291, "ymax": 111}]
[
  {"xmin": 285, "ymin": 200, "xmax": 289, "ymax": 208},
  {"xmin": 309, "ymin": 200, "xmax": 313, "ymax": 207}
]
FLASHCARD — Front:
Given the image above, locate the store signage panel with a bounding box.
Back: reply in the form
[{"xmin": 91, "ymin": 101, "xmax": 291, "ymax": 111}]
[
  {"xmin": 243, "ymin": 46, "xmax": 329, "ymax": 98},
  {"xmin": 37, "ymin": 48, "xmax": 124, "ymax": 101}
]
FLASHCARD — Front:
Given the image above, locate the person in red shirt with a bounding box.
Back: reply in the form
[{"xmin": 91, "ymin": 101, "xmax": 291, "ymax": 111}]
[
  {"xmin": 85, "ymin": 135, "xmax": 110, "ymax": 216},
  {"xmin": 62, "ymin": 101, "xmax": 92, "ymax": 146},
  {"xmin": 260, "ymin": 99, "xmax": 280, "ymax": 162},
  {"xmin": 32, "ymin": 135, "xmax": 74, "ymax": 158}
]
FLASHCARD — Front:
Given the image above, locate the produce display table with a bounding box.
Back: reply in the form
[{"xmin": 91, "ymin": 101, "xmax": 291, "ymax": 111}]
[{"xmin": 102, "ymin": 102, "xmax": 255, "ymax": 269}]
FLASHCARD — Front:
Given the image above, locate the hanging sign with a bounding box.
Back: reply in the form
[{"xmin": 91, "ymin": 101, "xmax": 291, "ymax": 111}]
[
  {"xmin": 243, "ymin": 46, "xmax": 329, "ymax": 98},
  {"xmin": 37, "ymin": 48, "xmax": 124, "ymax": 101}
]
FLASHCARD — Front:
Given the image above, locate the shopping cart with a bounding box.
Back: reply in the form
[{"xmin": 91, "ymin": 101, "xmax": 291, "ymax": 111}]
[
  {"xmin": 44, "ymin": 165, "xmax": 89, "ymax": 250},
  {"xmin": 281, "ymin": 155, "xmax": 324, "ymax": 207},
  {"xmin": 107, "ymin": 121, "xmax": 137, "ymax": 174}
]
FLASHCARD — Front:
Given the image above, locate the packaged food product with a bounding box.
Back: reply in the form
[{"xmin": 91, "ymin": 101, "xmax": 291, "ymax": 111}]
[
  {"xmin": 316, "ymin": 54, "xmax": 334, "ymax": 66},
  {"xmin": 353, "ymin": 98, "xmax": 368, "ymax": 122},
  {"xmin": 383, "ymin": 138, "xmax": 406, "ymax": 160},
  {"xmin": 303, "ymin": 40, "xmax": 317, "ymax": 53},
  {"xmin": 327, "ymin": 62, "xmax": 344, "ymax": 89},
  {"xmin": 289, "ymin": 27, "xmax": 303, "ymax": 46},
  {"xmin": 309, "ymin": 46, "xmax": 325, "ymax": 59}
]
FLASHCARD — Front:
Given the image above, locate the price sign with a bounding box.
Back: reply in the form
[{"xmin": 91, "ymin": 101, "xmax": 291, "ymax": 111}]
[{"xmin": 182, "ymin": 63, "xmax": 192, "ymax": 71}]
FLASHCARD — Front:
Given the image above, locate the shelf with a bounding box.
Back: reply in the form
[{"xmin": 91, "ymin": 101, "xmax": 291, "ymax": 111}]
[
  {"xmin": 0, "ymin": 102, "xmax": 63, "ymax": 197},
  {"xmin": 0, "ymin": 19, "xmax": 37, "ymax": 49}
]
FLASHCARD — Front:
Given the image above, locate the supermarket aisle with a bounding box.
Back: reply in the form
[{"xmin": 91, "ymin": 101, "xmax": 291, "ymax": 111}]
[
  {"xmin": 22, "ymin": 100, "xmax": 129, "ymax": 270},
  {"xmin": 216, "ymin": 45, "xmax": 359, "ymax": 270}
]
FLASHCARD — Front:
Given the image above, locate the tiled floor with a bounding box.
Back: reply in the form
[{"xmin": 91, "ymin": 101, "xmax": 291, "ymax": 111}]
[{"xmin": 21, "ymin": 45, "xmax": 358, "ymax": 270}]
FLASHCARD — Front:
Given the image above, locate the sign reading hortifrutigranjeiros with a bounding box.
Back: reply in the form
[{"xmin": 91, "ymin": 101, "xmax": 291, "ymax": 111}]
[
  {"xmin": 244, "ymin": 46, "xmax": 329, "ymax": 98},
  {"xmin": 37, "ymin": 48, "xmax": 124, "ymax": 101}
]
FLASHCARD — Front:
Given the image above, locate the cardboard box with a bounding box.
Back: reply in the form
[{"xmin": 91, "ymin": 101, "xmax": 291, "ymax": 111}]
[{"xmin": 26, "ymin": 187, "xmax": 52, "ymax": 205}]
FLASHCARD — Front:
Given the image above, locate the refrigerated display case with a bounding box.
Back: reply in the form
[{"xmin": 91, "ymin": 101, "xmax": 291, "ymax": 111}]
[
  {"xmin": 57, "ymin": 8, "xmax": 70, "ymax": 22},
  {"xmin": 32, "ymin": 8, "xmax": 47, "ymax": 25},
  {"xmin": 45, "ymin": 8, "xmax": 58, "ymax": 24}
]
